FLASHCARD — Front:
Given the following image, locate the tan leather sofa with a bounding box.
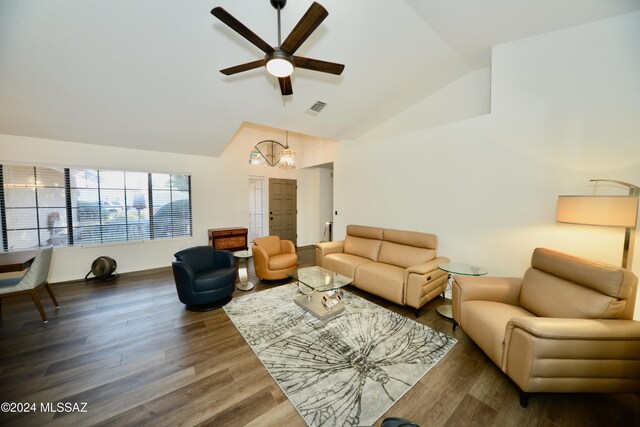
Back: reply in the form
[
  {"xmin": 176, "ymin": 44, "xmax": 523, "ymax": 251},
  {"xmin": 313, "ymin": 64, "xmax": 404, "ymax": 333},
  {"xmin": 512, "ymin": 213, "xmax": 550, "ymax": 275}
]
[
  {"xmin": 453, "ymin": 247, "xmax": 640, "ymax": 406},
  {"xmin": 315, "ymin": 225, "xmax": 449, "ymax": 314},
  {"xmin": 252, "ymin": 236, "xmax": 298, "ymax": 280}
]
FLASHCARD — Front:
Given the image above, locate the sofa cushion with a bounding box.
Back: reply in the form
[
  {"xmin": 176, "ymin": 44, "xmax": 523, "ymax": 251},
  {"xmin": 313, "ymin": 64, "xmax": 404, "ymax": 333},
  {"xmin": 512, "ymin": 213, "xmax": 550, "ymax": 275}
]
[
  {"xmin": 462, "ymin": 300, "xmax": 535, "ymax": 367},
  {"xmin": 344, "ymin": 236, "xmax": 382, "ymax": 261},
  {"xmin": 346, "ymin": 224, "xmax": 384, "ymax": 240},
  {"xmin": 193, "ymin": 267, "xmax": 236, "ymax": 292},
  {"xmin": 354, "ymin": 262, "xmax": 405, "ymax": 305},
  {"xmin": 531, "ymin": 248, "xmax": 632, "ymax": 299},
  {"xmin": 378, "ymin": 241, "xmax": 436, "ymax": 269},
  {"xmin": 519, "ymin": 268, "xmax": 626, "ymax": 319},
  {"xmin": 268, "ymin": 253, "xmax": 297, "ymax": 270},
  {"xmin": 324, "ymin": 253, "xmax": 373, "ymax": 279},
  {"xmin": 383, "ymin": 228, "xmax": 437, "ymax": 249}
]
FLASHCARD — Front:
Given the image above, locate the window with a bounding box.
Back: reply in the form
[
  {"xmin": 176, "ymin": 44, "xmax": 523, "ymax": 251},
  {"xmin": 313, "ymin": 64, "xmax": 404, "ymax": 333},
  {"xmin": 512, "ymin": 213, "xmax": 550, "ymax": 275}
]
[
  {"xmin": 0, "ymin": 164, "xmax": 192, "ymax": 252},
  {"xmin": 248, "ymin": 177, "xmax": 265, "ymax": 243},
  {"xmin": 1, "ymin": 165, "xmax": 67, "ymax": 250}
]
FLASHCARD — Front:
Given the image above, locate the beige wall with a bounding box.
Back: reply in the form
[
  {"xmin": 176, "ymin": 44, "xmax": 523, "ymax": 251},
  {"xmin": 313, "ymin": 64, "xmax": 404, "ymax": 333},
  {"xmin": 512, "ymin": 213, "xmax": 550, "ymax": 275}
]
[{"xmin": 332, "ymin": 12, "xmax": 640, "ymax": 318}]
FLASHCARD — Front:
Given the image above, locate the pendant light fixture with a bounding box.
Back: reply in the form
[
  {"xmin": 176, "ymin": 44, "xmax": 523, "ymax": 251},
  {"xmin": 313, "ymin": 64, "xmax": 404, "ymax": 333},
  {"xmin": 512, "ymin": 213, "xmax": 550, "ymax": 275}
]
[{"xmin": 279, "ymin": 131, "xmax": 296, "ymax": 169}]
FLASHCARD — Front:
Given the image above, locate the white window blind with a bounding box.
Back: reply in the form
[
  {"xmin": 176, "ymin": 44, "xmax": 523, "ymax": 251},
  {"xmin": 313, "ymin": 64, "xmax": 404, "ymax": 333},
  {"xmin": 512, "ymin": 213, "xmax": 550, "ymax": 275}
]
[
  {"xmin": 248, "ymin": 177, "xmax": 265, "ymax": 243},
  {"xmin": 0, "ymin": 164, "xmax": 192, "ymax": 251}
]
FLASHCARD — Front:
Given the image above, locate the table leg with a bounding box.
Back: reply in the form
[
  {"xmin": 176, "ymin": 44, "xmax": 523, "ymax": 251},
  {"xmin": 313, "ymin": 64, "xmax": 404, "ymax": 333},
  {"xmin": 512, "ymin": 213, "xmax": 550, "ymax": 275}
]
[
  {"xmin": 436, "ymin": 273, "xmax": 454, "ymax": 319},
  {"xmin": 236, "ymin": 257, "xmax": 254, "ymax": 291}
]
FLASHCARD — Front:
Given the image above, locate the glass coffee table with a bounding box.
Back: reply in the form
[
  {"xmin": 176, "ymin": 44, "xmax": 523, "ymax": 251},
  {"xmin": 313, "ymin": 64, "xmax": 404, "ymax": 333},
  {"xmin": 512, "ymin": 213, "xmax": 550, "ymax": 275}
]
[{"xmin": 289, "ymin": 266, "xmax": 353, "ymax": 320}]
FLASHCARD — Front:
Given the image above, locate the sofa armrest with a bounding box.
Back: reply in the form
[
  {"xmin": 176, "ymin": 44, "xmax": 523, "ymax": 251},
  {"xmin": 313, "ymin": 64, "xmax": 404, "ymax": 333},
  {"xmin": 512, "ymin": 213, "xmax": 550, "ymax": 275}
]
[
  {"xmin": 453, "ymin": 275, "xmax": 523, "ymax": 305},
  {"xmin": 507, "ymin": 317, "xmax": 640, "ymax": 340},
  {"xmin": 502, "ymin": 317, "xmax": 640, "ymax": 393},
  {"xmin": 405, "ymin": 257, "xmax": 450, "ymax": 276},
  {"xmin": 252, "ymin": 245, "xmax": 269, "ymax": 277},
  {"xmin": 281, "ymin": 240, "xmax": 296, "ymax": 255},
  {"xmin": 315, "ymin": 240, "xmax": 345, "ymax": 266},
  {"xmin": 404, "ymin": 257, "xmax": 450, "ymax": 309}
]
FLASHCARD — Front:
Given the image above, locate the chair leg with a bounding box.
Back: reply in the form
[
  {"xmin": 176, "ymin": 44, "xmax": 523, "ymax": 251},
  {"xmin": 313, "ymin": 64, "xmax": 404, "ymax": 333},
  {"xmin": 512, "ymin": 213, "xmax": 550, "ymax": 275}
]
[
  {"xmin": 28, "ymin": 290, "xmax": 48, "ymax": 323},
  {"xmin": 45, "ymin": 283, "xmax": 60, "ymax": 308},
  {"xmin": 519, "ymin": 390, "xmax": 529, "ymax": 408}
]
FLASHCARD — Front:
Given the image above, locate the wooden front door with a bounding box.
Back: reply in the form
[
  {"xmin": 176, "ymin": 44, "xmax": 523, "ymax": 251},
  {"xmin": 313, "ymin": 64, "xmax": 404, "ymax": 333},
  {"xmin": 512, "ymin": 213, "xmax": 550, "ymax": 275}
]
[{"xmin": 269, "ymin": 178, "xmax": 297, "ymax": 245}]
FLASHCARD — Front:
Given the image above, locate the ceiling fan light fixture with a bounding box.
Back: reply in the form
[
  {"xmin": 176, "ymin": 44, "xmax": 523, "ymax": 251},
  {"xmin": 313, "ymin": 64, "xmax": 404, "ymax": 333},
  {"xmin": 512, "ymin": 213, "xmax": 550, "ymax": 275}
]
[{"xmin": 265, "ymin": 50, "xmax": 294, "ymax": 78}]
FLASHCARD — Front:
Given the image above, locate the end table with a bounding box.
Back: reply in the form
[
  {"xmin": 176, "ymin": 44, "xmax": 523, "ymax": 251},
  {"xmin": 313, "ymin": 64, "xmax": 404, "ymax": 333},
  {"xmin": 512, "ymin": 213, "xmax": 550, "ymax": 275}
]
[
  {"xmin": 233, "ymin": 250, "xmax": 254, "ymax": 291},
  {"xmin": 437, "ymin": 262, "xmax": 488, "ymax": 319}
]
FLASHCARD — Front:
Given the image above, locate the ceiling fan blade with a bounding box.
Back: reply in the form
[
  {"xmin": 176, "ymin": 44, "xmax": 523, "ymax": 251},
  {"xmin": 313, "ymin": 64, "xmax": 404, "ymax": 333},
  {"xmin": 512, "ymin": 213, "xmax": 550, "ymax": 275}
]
[
  {"xmin": 293, "ymin": 56, "xmax": 344, "ymax": 75},
  {"xmin": 280, "ymin": 2, "xmax": 328, "ymax": 54},
  {"xmin": 220, "ymin": 60, "xmax": 265, "ymax": 76},
  {"xmin": 211, "ymin": 7, "xmax": 274, "ymax": 55},
  {"xmin": 278, "ymin": 76, "xmax": 293, "ymax": 96}
]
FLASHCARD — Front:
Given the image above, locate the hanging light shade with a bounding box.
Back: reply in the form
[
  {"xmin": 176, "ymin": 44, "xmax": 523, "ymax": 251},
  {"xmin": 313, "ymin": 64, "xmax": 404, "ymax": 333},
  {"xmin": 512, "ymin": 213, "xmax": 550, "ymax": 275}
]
[
  {"xmin": 249, "ymin": 140, "xmax": 285, "ymax": 167},
  {"xmin": 248, "ymin": 149, "xmax": 266, "ymax": 165},
  {"xmin": 279, "ymin": 131, "xmax": 296, "ymax": 169}
]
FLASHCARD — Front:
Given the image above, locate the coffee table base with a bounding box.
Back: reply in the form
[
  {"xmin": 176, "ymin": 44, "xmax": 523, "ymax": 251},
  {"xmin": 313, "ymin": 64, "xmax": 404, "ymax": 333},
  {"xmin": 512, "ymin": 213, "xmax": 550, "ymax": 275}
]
[{"xmin": 294, "ymin": 292, "xmax": 344, "ymax": 320}]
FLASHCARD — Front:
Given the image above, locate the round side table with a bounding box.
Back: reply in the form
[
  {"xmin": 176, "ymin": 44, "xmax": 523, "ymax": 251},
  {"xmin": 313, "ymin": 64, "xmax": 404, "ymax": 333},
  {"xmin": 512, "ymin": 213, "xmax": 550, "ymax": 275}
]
[
  {"xmin": 437, "ymin": 262, "xmax": 487, "ymax": 319},
  {"xmin": 233, "ymin": 250, "xmax": 254, "ymax": 291}
]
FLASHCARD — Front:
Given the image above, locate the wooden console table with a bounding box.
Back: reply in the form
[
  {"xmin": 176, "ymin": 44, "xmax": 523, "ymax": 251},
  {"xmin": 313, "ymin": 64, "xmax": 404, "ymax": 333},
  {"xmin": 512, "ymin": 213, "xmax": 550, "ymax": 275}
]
[{"xmin": 208, "ymin": 227, "xmax": 248, "ymax": 252}]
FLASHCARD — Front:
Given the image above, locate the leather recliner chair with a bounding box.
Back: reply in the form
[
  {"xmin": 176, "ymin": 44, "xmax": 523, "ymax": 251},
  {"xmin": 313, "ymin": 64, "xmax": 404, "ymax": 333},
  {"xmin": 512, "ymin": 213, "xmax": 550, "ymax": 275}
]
[
  {"xmin": 172, "ymin": 246, "xmax": 236, "ymax": 311},
  {"xmin": 453, "ymin": 247, "xmax": 640, "ymax": 407},
  {"xmin": 252, "ymin": 236, "xmax": 298, "ymax": 281}
]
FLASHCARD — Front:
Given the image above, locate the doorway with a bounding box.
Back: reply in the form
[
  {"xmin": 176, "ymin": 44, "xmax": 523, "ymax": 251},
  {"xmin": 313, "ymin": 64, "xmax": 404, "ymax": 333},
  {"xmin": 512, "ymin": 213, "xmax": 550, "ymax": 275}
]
[{"xmin": 269, "ymin": 178, "xmax": 297, "ymax": 245}]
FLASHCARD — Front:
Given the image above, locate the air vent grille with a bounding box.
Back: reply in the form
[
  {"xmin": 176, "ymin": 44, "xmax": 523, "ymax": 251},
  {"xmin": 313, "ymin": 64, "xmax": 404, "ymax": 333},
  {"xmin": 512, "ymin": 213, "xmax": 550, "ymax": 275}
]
[{"xmin": 306, "ymin": 101, "xmax": 327, "ymax": 116}]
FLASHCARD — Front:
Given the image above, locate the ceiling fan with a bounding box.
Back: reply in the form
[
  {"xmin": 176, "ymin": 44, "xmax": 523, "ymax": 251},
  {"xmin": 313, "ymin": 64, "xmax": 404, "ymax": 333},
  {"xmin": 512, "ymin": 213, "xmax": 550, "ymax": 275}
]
[{"xmin": 211, "ymin": 0, "xmax": 345, "ymax": 96}]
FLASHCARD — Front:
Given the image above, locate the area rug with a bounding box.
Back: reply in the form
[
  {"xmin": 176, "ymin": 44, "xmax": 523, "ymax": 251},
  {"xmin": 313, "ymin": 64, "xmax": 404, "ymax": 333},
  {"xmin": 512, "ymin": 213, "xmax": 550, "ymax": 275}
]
[{"xmin": 224, "ymin": 284, "xmax": 457, "ymax": 427}]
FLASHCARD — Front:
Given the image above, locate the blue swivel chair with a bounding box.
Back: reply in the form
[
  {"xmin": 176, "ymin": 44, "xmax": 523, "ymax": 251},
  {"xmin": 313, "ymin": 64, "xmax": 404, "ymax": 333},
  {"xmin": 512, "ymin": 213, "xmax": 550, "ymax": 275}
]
[{"xmin": 172, "ymin": 246, "xmax": 236, "ymax": 311}]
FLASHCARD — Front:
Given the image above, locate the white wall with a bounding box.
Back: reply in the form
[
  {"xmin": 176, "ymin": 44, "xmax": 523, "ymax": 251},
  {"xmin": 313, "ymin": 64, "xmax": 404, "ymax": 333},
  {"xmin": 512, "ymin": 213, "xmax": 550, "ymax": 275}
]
[
  {"xmin": 0, "ymin": 121, "xmax": 338, "ymax": 281},
  {"xmin": 333, "ymin": 12, "xmax": 640, "ymax": 319}
]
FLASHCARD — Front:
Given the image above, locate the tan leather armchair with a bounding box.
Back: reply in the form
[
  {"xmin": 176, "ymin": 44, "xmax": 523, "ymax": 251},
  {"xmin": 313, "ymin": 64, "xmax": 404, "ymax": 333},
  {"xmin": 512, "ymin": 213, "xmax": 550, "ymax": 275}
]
[
  {"xmin": 453, "ymin": 248, "xmax": 640, "ymax": 407},
  {"xmin": 252, "ymin": 236, "xmax": 298, "ymax": 280}
]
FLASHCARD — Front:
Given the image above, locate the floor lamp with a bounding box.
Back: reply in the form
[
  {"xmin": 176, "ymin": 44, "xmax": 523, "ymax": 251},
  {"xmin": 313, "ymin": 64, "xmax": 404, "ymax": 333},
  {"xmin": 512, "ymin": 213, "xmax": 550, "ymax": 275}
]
[{"xmin": 556, "ymin": 179, "xmax": 639, "ymax": 270}]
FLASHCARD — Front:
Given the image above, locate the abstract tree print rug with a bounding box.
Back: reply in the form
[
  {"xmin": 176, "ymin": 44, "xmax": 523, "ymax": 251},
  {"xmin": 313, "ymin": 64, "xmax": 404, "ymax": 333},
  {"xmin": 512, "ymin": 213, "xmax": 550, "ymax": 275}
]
[{"xmin": 224, "ymin": 284, "xmax": 456, "ymax": 427}]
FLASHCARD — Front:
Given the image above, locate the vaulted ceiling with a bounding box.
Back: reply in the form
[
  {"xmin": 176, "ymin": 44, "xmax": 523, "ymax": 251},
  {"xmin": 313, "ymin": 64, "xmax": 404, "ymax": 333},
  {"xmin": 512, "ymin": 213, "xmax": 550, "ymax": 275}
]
[{"xmin": 1, "ymin": 0, "xmax": 638, "ymax": 157}]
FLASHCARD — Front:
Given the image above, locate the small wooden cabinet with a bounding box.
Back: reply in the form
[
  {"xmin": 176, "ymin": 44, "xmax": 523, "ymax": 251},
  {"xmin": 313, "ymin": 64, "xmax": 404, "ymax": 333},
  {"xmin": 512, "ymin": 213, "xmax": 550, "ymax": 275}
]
[{"xmin": 208, "ymin": 227, "xmax": 248, "ymax": 252}]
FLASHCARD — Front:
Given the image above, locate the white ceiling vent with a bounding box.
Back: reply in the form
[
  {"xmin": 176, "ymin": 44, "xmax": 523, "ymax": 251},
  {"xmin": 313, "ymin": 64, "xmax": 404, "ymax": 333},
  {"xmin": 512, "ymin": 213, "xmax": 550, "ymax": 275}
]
[{"xmin": 306, "ymin": 101, "xmax": 327, "ymax": 116}]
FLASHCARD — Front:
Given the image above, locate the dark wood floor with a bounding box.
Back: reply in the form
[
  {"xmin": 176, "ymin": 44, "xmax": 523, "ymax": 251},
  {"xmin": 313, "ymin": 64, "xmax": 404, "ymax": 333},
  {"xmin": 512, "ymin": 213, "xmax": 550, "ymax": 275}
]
[{"xmin": 0, "ymin": 246, "xmax": 638, "ymax": 426}]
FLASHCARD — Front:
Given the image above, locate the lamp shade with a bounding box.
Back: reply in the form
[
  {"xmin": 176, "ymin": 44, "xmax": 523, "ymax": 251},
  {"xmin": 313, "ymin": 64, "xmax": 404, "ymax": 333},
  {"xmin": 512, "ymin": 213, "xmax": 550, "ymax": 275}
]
[
  {"xmin": 279, "ymin": 148, "xmax": 296, "ymax": 169},
  {"xmin": 556, "ymin": 195, "xmax": 638, "ymax": 228}
]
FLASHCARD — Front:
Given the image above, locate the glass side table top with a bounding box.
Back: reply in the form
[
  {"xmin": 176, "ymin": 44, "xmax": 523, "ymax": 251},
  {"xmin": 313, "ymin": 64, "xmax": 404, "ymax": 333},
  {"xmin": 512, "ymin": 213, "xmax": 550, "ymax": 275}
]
[
  {"xmin": 288, "ymin": 266, "xmax": 352, "ymax": 292},
  {"xmin": 439, "ymin": 262, "xmax": 487, "ymax": 276},
  {"xmin": 233, "ymin": 250, "xmax": 253, "ymax": 259}
]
